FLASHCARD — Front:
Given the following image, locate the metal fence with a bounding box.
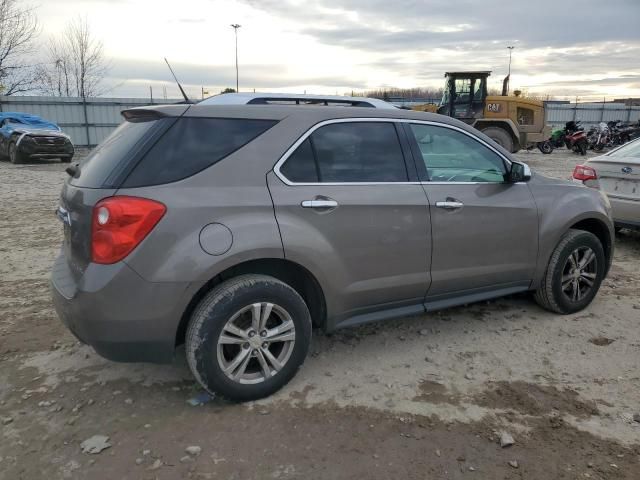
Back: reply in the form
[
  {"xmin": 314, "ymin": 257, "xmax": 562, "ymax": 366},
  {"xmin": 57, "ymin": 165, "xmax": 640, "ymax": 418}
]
[
  {"xmin": 545, "ymin": 102, "xmax": 640, "ymax": 128},
  {"xmin": 2, "ymin": 95, "xmax": 640, "ymax": 147},
  {"xmin": 0, "ymin": 95, "xmax": 181, "ymax": 147}
]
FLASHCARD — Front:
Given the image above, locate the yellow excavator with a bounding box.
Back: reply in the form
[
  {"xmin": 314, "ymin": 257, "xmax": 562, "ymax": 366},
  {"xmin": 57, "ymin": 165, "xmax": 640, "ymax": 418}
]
[{"xmin": 413, "ymin": 71, "xmax": 551, "ymax": 153}]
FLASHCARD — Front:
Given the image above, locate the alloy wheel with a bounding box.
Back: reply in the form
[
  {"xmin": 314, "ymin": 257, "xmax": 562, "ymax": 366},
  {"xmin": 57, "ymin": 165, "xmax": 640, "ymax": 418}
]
[
  {"xmin": 216, "ymin": 302, "xmax": 296, "ymax": 384},
  {"xmin": 561, "ymin": 246, "xmax": 597, "ymax": 303}
]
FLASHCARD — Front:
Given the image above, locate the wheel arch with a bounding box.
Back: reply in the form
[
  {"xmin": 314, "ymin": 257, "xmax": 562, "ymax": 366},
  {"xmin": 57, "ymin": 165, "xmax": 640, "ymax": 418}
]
[
  {"xmin": 568, "ymin": 217, "xmax": 613, "ymax": 275},
  {"xmin": 175, "ymin": 258, "xmax": 327, "ymax": 348}
]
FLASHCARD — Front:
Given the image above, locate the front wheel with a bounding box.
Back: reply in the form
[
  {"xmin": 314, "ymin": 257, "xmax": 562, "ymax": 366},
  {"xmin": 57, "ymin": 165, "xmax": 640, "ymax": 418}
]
[
  {"xmin": 534, "ymin": 229, "xmax": 605, "ymax": 314},
  {"xmin": 8, "ymin": 141, "xmax": 24, "ymax": 164},
  {"xmin": 537, "ymin": 141, "xmax": 553, "ymax": 154},
  {"xmin": 186, "ymin": 274, "xmax": 312, "ymax": 402}
]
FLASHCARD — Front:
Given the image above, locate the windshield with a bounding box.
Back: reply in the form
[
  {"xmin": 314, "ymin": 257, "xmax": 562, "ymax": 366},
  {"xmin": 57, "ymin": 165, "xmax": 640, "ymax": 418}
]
[{"xmin": 608, "ymin": 138, "xmax": 640, "ymax": 158}]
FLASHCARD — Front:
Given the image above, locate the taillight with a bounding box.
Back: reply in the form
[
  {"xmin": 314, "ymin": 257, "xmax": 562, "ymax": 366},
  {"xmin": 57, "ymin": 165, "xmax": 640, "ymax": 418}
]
[
  {"xmin": 91, "ymin": 196, "xmax": 166, "ymax": 264},
  {"xmin": 572, "ymin": 164, "xmax": 598, "ymax": 181}
]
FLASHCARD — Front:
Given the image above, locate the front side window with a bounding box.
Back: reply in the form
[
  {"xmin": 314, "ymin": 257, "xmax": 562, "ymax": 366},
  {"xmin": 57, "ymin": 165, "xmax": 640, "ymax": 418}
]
[
  {"xmin": 454, "ymin": 78, "xmax": 471, "ymax": 103},
  {"xmin": 279, "ymin": 121, "xmax": 409, "ymax": 183},
  {"xmin": 409, "ymin": 124, "xmax": 507, "ymax": 183}
]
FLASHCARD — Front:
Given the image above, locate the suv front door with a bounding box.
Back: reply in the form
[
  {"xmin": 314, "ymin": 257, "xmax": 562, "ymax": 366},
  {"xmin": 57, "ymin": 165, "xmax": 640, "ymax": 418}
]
[
  {"xmin": 405, "ymin": 122, "xmax": 538, "ymax": 305},
  {"xmin": 268, "ymin": 119, "xmax": 432, "ymax": 328}
]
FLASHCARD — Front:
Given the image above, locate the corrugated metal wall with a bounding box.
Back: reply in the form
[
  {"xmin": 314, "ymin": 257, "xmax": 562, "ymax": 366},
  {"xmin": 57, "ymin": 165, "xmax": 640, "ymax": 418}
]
[
  {"xmin": 2, "ymin": 95, "xmax": 640, "ymax": 147},
  {"xmin": 545, "ymin": 103, "xmax": 640, "ymax": 128},
  {"xmin": 0, "ymin": 96, "xmax": 181, "ymax": 146}
]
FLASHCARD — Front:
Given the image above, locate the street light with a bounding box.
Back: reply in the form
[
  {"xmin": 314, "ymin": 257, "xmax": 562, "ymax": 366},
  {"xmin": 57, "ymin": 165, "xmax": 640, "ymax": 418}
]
[
  {"xmin": 230, "ymin": 24, "xmax": 241, "ymax": 92},
  {"xmin": 506, "ymin": 45, "xmax": 515, "ymax": 96}
]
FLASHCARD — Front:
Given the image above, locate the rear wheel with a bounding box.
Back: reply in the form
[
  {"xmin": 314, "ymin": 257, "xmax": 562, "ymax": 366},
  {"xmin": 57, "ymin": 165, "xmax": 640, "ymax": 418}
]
[
  {"xmin": 480, "ymin": 126, "xmax": 515, "ymax": 153},
  {"xmin": 8, "ymin": 141, "xmax": 24, "ymax": 164},
  {"xmin": 534, "ymin": 229, "xmax": 605, "ymax": 314},
  {"xmin": 186, "ymin": 274, "xmax": 312, "ymax": 402}
]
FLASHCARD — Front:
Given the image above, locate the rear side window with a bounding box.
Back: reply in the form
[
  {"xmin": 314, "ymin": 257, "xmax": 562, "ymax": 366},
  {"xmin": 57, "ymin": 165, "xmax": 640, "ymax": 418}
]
[
  {"xmin": 70, "ymin": 119, "xmax": 160, "ymax": 188},
  {"xmin": 279, "ymin": 122, "xmax": 408, "ymax": 183},
  {"xmin": 279, "ymin": 138, "xmax": 318, "ymax": 182},
  {"xmin": 123, "ymin": 117, "xmax": 277, "ymax": 187}
]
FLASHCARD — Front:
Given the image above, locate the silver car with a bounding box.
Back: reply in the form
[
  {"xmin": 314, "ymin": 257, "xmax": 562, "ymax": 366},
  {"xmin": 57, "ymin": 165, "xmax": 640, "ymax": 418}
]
[
  {"xmin": 51, "ymin": 101, "xmax": 614, "ymax": 401},
  {"xmin": 573, "ymin": 138, "xmax": 640, "ymax": 231}
]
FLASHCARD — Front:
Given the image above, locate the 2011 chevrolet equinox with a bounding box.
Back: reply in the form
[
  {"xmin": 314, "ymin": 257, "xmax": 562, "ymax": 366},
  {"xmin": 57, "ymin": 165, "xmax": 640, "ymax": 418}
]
[{"xmin": 51, "ymin": 100, "xmax": 614, "ymax": 401}]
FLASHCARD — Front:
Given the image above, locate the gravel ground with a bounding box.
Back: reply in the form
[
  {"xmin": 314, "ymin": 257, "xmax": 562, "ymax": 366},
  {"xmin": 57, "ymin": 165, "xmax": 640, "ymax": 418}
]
[{"xmin": 0, "ymin": 148, "xmax": 639, "ymax": 479}]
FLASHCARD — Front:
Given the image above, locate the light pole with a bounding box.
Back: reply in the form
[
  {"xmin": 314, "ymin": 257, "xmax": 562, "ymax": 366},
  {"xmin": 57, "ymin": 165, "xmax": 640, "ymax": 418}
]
[
  {"xmin": 230, "ymin": 24, "xmax": 241, "ymax": 92},
  {"xmin": 506, "ymin": 45, "xmax": 515, "ymax": 96}
]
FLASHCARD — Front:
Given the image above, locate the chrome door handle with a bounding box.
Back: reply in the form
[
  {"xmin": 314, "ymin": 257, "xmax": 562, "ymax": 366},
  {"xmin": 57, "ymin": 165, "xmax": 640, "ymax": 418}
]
[
  {"xmin": 301, "ymin": 199, "xmax": 339, "ymax": 209},
  {"xmin": 435, "ymin": 200, "xmax": 464, "ymax": 210}
]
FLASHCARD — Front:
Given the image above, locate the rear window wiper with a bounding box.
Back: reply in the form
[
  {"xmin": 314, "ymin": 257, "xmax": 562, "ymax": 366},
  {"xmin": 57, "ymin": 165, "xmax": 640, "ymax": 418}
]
[{"xmin": 65, "ymin": 163, "xmax": 80, "ymax": 178}]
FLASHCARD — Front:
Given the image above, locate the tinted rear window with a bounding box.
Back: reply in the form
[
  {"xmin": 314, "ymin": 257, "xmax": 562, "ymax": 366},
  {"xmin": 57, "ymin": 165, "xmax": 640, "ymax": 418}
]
[
  {"xmin": 279, "ymin": 138, "xmax": 318, "ymax": 182},
  {"xmin": 70, "ymin": 119, "xmax": 159, "ymax": 188},
  {"xmin": 122, "ymin": 117, "xmax": 277, "ymax": 187}
]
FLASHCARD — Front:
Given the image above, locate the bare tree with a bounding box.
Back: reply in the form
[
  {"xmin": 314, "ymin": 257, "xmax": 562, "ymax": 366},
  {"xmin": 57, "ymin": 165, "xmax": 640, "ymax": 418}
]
[
  {"xmin": 359, "ymin": 87, "xmax": 444, "ymax": 102},
  {"xmin": 0, "ymin": 0, "xmax": 39, "ymax": 95},
  {"xmin": 35, "ymin": 39, "xmax": 73, "ymax": 96},
  {"xmin": 37, "ymin": 16, "xmax": 109, "ymax": 98}
]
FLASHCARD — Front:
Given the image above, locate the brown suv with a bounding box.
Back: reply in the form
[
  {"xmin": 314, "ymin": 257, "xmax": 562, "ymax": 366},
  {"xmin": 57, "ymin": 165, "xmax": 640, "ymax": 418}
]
[{"xmin": 51, "ymin": 101, "xmax": 614, "ymax": 401}]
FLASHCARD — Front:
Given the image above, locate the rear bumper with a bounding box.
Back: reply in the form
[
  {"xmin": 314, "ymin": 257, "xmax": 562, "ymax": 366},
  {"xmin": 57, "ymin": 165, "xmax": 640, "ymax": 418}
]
[
  {"xmin": 609, "ymin": 196, "xmax": 640, "ymax": 229},
  {"xmin": 50, "ymin": 250, "xmax": 193, "ymax": 363}
]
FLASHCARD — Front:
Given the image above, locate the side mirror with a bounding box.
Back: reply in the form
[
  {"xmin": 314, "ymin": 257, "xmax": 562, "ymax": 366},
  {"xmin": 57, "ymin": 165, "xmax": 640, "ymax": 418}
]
[{"xmin": 509, "ymin": 161, "xmax": 532, "ymax": 183}]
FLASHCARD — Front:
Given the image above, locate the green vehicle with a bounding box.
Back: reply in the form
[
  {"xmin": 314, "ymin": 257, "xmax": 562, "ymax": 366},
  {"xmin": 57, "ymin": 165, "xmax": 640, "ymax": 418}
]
[{"xmin": 550, "ymin": 126, "xmax": 566, "ymax": 148}]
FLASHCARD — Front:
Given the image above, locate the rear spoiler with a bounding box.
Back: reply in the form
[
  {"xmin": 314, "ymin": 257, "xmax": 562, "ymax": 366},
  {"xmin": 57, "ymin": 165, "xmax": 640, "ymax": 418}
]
[{"xmin": 121, "ymin": 109, "xmax": 168, "ymax": 122}]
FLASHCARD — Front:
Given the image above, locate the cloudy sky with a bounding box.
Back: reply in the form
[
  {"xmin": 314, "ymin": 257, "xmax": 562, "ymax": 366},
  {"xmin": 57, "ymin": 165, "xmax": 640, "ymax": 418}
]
[{"xmin": 38, "ymin": 0, "xmax": 640, "ymax": 100}]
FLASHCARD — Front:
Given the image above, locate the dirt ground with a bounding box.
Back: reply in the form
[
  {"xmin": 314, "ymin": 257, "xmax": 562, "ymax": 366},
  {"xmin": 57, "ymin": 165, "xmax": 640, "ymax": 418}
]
[{"xmin": 0, "ymin": 147, "xmax": 639, "ymax": 480}]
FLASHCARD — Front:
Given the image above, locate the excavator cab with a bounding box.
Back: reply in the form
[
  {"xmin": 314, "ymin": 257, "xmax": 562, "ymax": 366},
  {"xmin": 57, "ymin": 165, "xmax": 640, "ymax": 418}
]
[{"xmin": 437, "ymin": 71, "xmax": 490, "ymax": 123}]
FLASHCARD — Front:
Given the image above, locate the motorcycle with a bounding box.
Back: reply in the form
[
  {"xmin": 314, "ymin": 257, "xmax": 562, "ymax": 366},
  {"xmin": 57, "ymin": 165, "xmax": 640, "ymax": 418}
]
[
  {"xmin": 564, "ymin": 121, "xmax": 588, "ymax": 155},
  {"xmin": 608, "ymin": 121, "xmax": 633, "ymax": 146},
  {"xmin": 592, "ymin": 122, "xmax": 611, "ymax": 152},
  {"xmin": 549, "ymin": 127, "xmax": 566, "ymax": 148}
]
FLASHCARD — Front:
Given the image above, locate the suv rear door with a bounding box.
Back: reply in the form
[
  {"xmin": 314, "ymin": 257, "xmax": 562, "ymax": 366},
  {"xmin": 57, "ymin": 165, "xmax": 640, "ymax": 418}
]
[
  {"xmin": 404, "ymin": 121, "xmax": 538, "ymax": 304},
  {"xmin": 267, "ymin": 119, "xmax": 432, "ymax": 328}
]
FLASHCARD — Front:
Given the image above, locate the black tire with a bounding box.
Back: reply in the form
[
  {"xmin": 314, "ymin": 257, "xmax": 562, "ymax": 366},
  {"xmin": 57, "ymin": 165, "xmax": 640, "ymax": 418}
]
[
  {"xmin": 186, "ymin": 274, "xmax": 312, "ymax": 402},
  {"xmin": 8, "ymin": 141, "xmax": 24, "ymax": 164},
  {"xmin": 576, "ymin": 140, "xmax": 587, "ymax": 155},
  {"xmin": 534, "ymin": 229, "xmax": 605, "ymax": 314},
  {"xmin": 481, "ymin": 126, "xmax": 515, "ymax": 153},
  {"xmin": 537, "ymin": 141, "xmax": 553, "ymax": 154},
  {"xmin": 593, "ymin": 142, "xmax": 604, "ymax": 152}
]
